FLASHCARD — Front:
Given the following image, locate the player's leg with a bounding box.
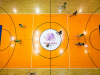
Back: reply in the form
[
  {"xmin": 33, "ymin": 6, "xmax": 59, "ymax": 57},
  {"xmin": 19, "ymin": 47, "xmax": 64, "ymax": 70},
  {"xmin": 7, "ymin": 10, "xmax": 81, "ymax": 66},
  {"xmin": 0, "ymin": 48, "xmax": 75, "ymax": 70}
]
[
  {"xmin": 70, "ymin": 14, "xmax": 73, "ymax": 17},
  {"xmin": 75, "ymin": 43, "xmax": 78, "ymax": 46},
  {"xmin": 75, "ymin": 35, "xmax": 79, "ymax": 37},
  {"xmin": 21, "ymin": 25, "xmax": 27, "ymax": 28},
  {"xmin": 60, "ymin": 6, "xmax": 63, "ymax": 9}
]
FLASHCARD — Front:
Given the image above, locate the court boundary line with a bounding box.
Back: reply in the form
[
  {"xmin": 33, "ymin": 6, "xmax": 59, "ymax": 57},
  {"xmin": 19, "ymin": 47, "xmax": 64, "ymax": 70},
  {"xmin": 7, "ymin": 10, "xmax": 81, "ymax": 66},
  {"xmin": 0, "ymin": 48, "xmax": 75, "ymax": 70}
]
[
  {"xmin": 0, "ymin": 13, "xmax": 100, "ymax": 14},
  {"xmin": 31, "ymin": 14, "xmax": 34, "ymax": 69},
  {"xmin": 0, "ymin": 12, "xmax": 100, "ymax": 71},
  {"xmin": 0, "ymin": 68, "xmax": 100, "ymax": 69}
]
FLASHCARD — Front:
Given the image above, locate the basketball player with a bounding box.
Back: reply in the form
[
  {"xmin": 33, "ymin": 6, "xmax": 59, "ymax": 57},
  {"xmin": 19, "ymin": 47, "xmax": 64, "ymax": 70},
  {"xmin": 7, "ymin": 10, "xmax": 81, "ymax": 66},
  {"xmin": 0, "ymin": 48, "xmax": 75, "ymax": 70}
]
[
  {"xmin": 70, "ymin": 10, "xmax": 77, "ymax": 17},
  {"xmin": 75, "ymin": 34, "xmax": 84, "ymax": 37},
  {"xmin": 14, "ymin": 40, "xmax": 21, "ymax": 44},
  {"xmin": 60, "ymin": 2, "xmax": 67, "ymax": 9},
  {"xmin": 75, "ymin": 43, "xmax": 84, "ymax": 46},
  {"xmin": 19, "ymin": 24, "xmax": 27, "ymax": 28},
  {"xmin": 28, "ymin": 72, "xmax": 36, "ymax": 75},
  {"xmin": 57, "ymin": 30, "xmax": 62, "ymax": 35},
  {"xmin": 46, "ymin": 44, "xmax": 49, "ymax": 47}
]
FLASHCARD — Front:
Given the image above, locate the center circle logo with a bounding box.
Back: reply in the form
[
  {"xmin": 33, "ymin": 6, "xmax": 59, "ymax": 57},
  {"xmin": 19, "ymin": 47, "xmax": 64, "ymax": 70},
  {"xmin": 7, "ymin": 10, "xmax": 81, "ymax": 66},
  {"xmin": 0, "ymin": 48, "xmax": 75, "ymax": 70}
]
[{"xmin": 40, "ymin": 29, "xmax": 62, "ymax": 51}]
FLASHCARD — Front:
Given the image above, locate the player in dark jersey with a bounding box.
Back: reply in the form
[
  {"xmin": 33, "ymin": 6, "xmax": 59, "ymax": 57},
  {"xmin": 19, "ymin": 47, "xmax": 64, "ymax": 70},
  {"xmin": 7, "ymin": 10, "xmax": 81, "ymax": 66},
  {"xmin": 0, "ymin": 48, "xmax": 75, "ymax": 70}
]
[
  {"xmin": 70, "ymin": 10, "xmax": 77, "ymax": 17},
  {"xmin": 28, "ymin": 72, "xmax": 37, "ymax": 75},
  {"xmin": 57, "ymin": 30, "xmax": 62, "ymax": 35},
  {"xmin": 46, "ymin": 43, "xmax": 49, "ymax": 47}
]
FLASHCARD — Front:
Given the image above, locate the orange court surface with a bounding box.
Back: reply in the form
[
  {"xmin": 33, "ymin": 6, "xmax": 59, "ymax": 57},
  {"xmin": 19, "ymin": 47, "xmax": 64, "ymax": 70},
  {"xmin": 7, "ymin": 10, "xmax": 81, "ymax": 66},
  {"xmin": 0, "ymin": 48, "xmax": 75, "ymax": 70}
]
[
  {"xmin": 0, "ymin": 14, "xmax": 100, "ymax": 75},
  {"xmin": 0, "ymin": 0, "xmax": 100, "ymax": 74}
]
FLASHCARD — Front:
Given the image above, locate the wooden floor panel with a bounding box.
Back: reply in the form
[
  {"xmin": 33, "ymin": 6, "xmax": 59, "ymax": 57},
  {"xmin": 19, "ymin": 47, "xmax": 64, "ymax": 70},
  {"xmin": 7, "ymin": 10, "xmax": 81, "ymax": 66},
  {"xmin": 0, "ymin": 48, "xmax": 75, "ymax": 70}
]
[{"xmin": 0, "ymin": 69, "xmax": 100, "ymax": 75}]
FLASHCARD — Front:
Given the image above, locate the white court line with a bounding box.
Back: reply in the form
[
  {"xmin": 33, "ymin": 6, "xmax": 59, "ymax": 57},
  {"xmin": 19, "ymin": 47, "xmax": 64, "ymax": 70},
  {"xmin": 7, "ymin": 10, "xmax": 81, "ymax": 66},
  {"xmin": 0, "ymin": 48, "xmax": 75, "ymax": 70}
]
[
  {"xmin": 1, "ymin": 11, "xmax": 100, "ymax": 70},
  {"xmin": 31, "ymin": 14, "xmax": 34, "ymax": 69},
  {"xmin": 67, "ymin": 4, "xmax": 70, "ymax": 68},
  {"xmin": 0, "ymin": 68, "xmax": 100, "ymax": 69},
  {"xmin": 0, "ymin": 13, "xmax": 100, "ymax": 14}
]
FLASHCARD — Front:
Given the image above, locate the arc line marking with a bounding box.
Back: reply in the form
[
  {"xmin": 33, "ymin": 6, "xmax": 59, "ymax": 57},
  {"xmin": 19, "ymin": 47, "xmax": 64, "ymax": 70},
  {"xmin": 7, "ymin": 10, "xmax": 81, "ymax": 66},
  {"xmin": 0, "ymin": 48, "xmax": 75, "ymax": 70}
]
[{"xmin": 67, "ymin": 5, "xmax": 70, "ymax": 68}]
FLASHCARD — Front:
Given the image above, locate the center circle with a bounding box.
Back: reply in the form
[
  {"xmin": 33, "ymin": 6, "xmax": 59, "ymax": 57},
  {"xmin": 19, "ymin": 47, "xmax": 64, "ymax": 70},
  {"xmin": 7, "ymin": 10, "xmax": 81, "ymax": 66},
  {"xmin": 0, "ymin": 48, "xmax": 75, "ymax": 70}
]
[
  {"xmin": 32, "ymin": 22, "xmax": 69, "ymax": 59},
  {"xmin": 40, "ymin": 29, "xmax": 62, "ymax": 51}
]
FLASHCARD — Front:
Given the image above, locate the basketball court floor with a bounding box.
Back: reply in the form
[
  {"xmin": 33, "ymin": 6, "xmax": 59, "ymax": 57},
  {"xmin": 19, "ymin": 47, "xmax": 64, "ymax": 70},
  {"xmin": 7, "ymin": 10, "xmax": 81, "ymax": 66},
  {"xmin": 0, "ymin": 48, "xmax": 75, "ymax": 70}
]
[{"xmin": 0, "ymin": 0, "xmax": 100, "ymax": 75}]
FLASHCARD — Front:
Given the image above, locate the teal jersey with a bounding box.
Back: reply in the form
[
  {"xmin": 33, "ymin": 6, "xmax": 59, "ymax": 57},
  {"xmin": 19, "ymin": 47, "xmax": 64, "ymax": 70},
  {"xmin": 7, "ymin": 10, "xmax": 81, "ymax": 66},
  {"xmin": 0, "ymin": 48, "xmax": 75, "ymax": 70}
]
[
  {"xmin": 63, "ymin": 4, "xmax": 66, "ymax": 7},
  {"xmin": 80, "ymin": 43, "xmax": 84, "ymax": 46},
  {"xmin": 79, "ymin": 34, "xmax": 83, "ymax": 37},
  {"xmin": 20, "ymin": 24, "xmax": 24, "ymax": 27},
  {"xmin": 16, "ymin": 40, "xmax": 21, "ymax": 42}
]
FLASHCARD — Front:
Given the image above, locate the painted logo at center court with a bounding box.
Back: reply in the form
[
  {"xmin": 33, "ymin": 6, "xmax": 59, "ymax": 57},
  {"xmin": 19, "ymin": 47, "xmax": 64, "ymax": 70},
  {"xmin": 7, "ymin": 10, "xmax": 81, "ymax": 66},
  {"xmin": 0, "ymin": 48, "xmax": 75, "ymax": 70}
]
[
  {"xmin": 44, "ymin": 33, "xmax": 56, "ymax": 41},
  {"xmin": 40, "ymin": 29, "xmax": 61, "ymax": 51}
]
